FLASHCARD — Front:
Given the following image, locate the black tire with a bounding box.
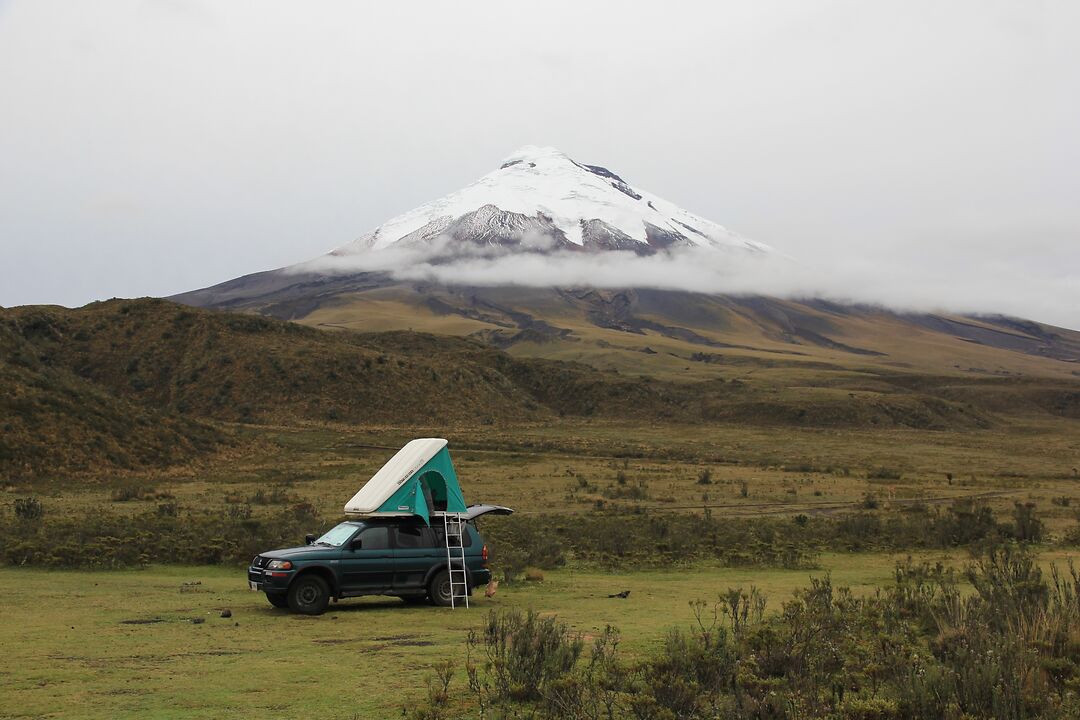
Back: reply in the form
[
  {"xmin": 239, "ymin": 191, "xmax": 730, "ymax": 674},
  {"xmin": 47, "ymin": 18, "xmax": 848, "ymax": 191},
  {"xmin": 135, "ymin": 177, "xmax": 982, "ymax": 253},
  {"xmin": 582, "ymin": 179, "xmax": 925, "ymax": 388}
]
[
  {"xmin": 265, "ymin": 592, "xmax": 289, "ymax": 609},
  {"xmin": 429, "ymin": 569, "xmax": 466, "ymax": 608},
  {"xmin": 400, "ymin": 594, "xmax": 428, "ymax": 605},
  {"xmin": 287, "ymin": 574, "xmax": 330, "ymax": 615}
]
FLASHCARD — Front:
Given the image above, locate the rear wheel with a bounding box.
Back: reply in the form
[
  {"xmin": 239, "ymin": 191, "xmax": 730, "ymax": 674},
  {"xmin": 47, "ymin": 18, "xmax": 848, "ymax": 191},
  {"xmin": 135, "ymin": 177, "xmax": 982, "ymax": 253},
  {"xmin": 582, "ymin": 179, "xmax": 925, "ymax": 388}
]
[
  {"xmin": 265, "ymin": 592, "xmax": 289, "ymax": 609},
  {"xmin": 429, "ymin": 570, "xmax": 467, "ymax": 607},
  {"xmin": 287, "ymin": 574, "xmax": 330, "ymax": 615}
]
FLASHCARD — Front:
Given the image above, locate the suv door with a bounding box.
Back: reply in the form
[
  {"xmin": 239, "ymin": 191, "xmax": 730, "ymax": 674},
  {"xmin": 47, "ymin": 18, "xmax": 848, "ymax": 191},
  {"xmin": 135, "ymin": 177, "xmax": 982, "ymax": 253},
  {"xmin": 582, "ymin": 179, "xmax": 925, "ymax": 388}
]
[
  {"xmin": 340, "ymin": 525, "xmax": 394, "ymax": 593},
  {"xmin": 391, "ymin": 522, "xmax": 440, "ymax": 591}
]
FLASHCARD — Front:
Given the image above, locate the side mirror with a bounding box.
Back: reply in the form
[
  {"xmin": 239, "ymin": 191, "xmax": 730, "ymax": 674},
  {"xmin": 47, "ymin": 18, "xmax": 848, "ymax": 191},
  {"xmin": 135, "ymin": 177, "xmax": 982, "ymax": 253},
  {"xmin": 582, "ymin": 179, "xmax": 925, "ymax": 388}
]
[
  {"xmin": 349, "ymin": 537, "xmax": 363, "ymax": 551},
  {"xmin": 305, "ymin": 533, "xmax": 316, "ymax": 545}
]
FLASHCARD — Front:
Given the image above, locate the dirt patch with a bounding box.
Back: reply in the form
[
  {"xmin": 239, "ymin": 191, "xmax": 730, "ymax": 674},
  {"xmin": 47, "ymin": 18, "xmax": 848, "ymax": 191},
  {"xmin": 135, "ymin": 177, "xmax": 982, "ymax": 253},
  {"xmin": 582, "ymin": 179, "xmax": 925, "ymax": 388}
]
[
  {"xmin": 391, "ymin": 640, "xmax": 435, "ymax": 647},
  {"xmin": 119, "ymin": 618, "xmax": 165, "ymax": 625},
  {"xmin": 312, "ymin": 638, "xmax": 352, "ymax": 645}
]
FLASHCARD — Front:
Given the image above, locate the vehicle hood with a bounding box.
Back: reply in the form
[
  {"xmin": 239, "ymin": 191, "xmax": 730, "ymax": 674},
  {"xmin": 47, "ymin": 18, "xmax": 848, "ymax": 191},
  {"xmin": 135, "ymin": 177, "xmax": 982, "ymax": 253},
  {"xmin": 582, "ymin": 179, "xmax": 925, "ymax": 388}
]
[{"xmin": 260, "ymin": 545, "xmax": 339, "ymax": 561}]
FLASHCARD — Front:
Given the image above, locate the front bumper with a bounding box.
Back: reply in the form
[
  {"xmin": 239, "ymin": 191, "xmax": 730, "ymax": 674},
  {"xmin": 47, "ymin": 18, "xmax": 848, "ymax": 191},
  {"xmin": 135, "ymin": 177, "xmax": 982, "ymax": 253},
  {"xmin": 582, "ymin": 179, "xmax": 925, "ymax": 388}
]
[{"xmin": 248, "ymin": 566, "xmax": 292, "ymax": 592}]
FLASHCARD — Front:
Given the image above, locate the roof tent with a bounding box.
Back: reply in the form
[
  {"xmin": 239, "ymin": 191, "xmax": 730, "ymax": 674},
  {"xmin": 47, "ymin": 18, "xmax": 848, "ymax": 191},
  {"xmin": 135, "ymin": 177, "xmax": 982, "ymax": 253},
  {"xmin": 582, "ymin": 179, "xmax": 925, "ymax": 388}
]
[{"xmin": 343, "ymin": 438, "xmax": 467, "ymax": 524}]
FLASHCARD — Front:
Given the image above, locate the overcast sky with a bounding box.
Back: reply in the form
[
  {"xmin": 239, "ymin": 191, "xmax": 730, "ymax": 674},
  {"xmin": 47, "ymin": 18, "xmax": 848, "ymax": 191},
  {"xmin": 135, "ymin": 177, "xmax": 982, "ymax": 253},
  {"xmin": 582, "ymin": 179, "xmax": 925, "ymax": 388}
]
[{"xmin": 1, "ymin": 1, "xmax": 1078, "ymax": 327}]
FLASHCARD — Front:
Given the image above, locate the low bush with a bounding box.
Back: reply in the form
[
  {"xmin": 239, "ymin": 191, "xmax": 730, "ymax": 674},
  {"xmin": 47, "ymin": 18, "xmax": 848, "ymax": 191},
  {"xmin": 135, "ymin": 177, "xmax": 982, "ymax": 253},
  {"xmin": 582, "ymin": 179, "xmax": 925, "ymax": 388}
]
[
  {"xmin": 110, "ymin": 486, "xmax": 155, "ymax": 502},
  {"xmin": 248, "ymin": 486, "xmax": 292, "ymax": 505},
  {"xmin": 480, "ymin": 499, "xmax": 1026, "ymax": 574},
  {"xmin": 13, "ymin": 496, "xmax": 43, "ymax": 521},
  {"xmin": 0, "ymin": 498, "xmax": 1044, "ymax": 573},
  {"xmin": 0, "ymin": 502, "xmax": 321, "ymax": 568},
  {"xmin": 410, "ymin": 547, "xmax": 1080, "ymax": 719},
  {"xmin": 473, "ymin": 609, "xmax": 584, "ymax": 703},
  {"xmin": 867, "ymin": 467, "xmax": 902, "ymax": 480}
]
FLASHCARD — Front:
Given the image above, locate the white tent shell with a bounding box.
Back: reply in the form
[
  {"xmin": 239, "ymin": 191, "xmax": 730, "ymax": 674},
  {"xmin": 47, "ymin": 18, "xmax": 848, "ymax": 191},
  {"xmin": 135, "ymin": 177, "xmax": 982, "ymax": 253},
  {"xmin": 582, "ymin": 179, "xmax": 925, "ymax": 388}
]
[{"xmin": 343, "ymin": 438, "xmax": 450, "ymax": 517}]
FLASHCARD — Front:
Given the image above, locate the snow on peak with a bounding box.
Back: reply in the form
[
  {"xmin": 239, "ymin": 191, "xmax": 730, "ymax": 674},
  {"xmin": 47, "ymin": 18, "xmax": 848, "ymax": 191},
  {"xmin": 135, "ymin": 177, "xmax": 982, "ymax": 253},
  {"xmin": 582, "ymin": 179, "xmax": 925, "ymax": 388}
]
[
  {"xmin": 499, "ymin": 145, "xmax": 572, "ymax": 167},
  {"xmin": 334, "ymin": 147, "xmax": 771, "ymax": 256}
]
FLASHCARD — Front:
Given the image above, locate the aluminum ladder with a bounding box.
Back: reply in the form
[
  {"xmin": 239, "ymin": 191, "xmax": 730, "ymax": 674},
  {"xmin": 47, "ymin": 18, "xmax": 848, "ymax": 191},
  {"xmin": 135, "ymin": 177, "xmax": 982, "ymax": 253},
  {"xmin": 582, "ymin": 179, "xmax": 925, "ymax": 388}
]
[{"xmin": 442, "ymin": 513, "xmax": 469, "ymax": 609}]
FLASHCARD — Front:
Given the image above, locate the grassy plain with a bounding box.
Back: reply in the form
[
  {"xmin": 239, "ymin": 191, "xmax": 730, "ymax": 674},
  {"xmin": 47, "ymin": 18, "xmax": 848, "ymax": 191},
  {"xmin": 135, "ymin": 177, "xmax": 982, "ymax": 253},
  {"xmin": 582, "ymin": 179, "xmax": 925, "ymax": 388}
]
[
  {"xmin": 4, "ymin": 417, "xmax": 1080, "ymax": 717},
  {"xmin": 11, "ymin": 417, "xmax": 1079, "ymax": 540},
  {"xmin": 6, "ymin": 548, "xmax": 1080, "ymax": 719},
  {"xmin": 0, "ymin": 554, "xmax": 967, "ymax": 719}
]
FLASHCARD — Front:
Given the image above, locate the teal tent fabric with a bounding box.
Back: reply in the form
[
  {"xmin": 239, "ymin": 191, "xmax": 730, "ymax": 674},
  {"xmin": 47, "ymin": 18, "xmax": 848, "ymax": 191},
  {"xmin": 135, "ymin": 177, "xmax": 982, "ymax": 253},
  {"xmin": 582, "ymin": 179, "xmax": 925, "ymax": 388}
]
[{"xmin": 375, "ymin": 446, "xmax": 466, "ymax": 524}]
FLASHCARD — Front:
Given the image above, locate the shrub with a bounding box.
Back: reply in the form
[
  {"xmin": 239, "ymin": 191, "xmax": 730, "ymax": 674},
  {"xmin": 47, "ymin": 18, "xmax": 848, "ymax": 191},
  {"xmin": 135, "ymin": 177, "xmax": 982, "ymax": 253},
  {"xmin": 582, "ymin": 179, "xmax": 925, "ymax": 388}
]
[
  {"xmin": 603, "ymin": 478, "xmax": 649, "ymax": 501},
  {"xmin": 248, "ymin": 486, "xmax": 292, "ymax": 505},
  {"xmin": 411, "ymin": 547, "xmax": 1080, "ymax": 719},
  {"xmin": 696, "ymin": 469, "xmax": 712, "ymax": 485},
  {"xmin": 156, "ymin": 502, "xmax": 179, "ymax": 518},
  {"xmin": 110, "ymin": 486, "xmax": 154, "ymax": 502},
  {"xmin": 483, "ymin": 516, "xmax": 566, "ymax": 583},
  {"xmin": 13, "ymin": 497, "xmax": 43, "ymax": 521},
  {"xmin": 0, "ymin": 499, "xmax": 320, "ymax": 568},
  {"xmin": 1010, "ymin": 501, "xmax": 1044, "ymax": 543},
  {"xmin": 226, "ymin": 504, "xmax": 252, "ymax": 520},
  {"xmin": 475, "ymin": 609, "xmax": 583, "ymax": 702}
]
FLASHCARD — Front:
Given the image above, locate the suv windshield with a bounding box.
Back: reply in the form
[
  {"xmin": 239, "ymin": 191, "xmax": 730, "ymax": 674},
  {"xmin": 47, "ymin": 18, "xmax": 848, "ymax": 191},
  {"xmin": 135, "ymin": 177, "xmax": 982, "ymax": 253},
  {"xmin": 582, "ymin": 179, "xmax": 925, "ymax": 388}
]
[{"xmin": 314, "ymin": 522, "xmax": 359, "ymax": 547}]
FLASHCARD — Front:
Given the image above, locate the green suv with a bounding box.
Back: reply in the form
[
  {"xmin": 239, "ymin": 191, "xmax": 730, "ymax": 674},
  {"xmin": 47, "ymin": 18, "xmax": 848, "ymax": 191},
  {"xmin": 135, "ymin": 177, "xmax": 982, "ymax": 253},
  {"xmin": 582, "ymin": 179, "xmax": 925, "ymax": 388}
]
[{"xmin": 248, "ymin": 505, "xmax": 511, "ymax": 614}]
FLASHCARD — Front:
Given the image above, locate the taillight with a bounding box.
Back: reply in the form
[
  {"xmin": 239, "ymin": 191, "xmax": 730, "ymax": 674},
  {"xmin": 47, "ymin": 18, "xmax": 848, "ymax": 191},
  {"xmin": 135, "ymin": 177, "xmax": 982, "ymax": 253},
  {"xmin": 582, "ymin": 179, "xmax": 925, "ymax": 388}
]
[{"xmin": 481, "ymin": 545, "xmax": 488, "ymax": 562}]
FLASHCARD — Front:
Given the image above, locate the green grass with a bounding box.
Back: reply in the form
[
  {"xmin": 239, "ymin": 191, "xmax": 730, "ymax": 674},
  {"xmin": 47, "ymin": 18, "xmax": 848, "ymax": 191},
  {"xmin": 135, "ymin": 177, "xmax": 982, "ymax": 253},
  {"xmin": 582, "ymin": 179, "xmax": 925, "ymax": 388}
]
[{"xmin": 1, "ymin": 554, "xmax": 926, "ymax": 719}]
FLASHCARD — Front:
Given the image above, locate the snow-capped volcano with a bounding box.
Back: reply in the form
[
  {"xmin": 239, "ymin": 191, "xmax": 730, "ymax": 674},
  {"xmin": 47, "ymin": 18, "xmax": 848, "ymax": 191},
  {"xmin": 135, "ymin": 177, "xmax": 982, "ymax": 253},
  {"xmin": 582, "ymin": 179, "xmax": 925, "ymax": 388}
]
[{"xmin": 332, "ymin": 146, "xmax": 771, "ymax": 256}]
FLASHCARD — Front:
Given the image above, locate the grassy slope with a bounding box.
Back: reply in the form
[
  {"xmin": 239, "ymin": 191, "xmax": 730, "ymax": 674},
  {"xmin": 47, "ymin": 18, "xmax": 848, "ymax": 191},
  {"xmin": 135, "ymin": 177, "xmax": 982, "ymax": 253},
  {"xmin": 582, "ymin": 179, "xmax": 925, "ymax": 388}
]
[
  {"xmin": 299, "ymin": 286, "xmax": 1080, "ymax": 382},
  {"xmin": 0, "ymin": 300, "xmax": 713, "ymax": 477},
  {"xmin": 2, "ymin": 300, "xmax": 547, "ymax": 427},
  {"xmin": 0, "ymin": 317, "xmax": 226, "ymax": 477},
  {"xmin": 301, "ymin": 288, "xmax": 1080, "ymax": 426},
  {"xmin": 12, "ymin": 297, "xmax": 1073, "ymax": 478}
]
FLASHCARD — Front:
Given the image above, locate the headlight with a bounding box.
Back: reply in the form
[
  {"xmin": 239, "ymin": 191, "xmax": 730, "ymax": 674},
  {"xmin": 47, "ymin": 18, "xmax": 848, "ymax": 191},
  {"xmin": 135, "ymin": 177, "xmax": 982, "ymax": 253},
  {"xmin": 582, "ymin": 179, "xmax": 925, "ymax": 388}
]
[{"xmin": 266, "ymin": 560, "xmax": 293, "ymax": 570}]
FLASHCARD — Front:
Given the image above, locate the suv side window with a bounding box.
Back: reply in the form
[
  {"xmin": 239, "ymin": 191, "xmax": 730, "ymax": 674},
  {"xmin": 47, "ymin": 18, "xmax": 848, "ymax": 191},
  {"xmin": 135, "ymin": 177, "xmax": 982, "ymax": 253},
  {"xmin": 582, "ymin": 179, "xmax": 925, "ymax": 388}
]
[
  {"xmin": 394, "ymin": 525, "xmax": 435, "ymax": 549},
  {"xmin": 434, "ymin": 525, "xmax": 473, "ymax": 548},
  {"xmin": 357, "ymin": 526, "xmax": 390, "ymax": 550}
]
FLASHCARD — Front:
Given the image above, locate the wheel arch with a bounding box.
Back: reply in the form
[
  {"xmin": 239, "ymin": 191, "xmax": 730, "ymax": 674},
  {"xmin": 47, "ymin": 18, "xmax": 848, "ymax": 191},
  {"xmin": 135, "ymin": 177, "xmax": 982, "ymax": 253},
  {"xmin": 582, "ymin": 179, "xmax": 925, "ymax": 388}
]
[
  {"xmin": 422, "ymin": 561, "xmax": 471, "ymax": 591},
  {"xmin": 292, "ymin": 565, "xmax": 339, "ymax": 597}
]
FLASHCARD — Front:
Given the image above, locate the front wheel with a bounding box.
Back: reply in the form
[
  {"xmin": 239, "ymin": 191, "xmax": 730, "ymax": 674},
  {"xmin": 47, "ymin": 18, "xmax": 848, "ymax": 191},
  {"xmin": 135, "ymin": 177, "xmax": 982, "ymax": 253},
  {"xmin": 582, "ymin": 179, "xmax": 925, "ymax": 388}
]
[
  {"xmin": 265, "ymin": 592, "xmax": 289, "ymax": 609},
  {"xmin": 287, "ymin": 574, "xmax": 330, "ymax": 615}
]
